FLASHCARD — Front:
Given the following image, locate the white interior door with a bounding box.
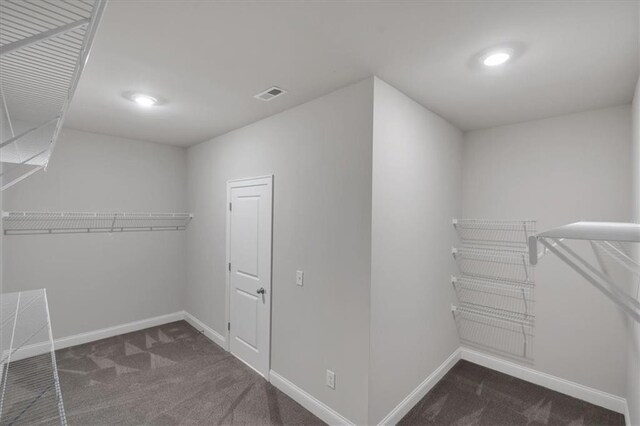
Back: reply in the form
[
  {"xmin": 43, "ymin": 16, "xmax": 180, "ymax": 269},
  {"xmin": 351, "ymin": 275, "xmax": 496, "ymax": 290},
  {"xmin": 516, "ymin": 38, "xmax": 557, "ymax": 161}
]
[{"xmin": 227, "ymin": 176, "xmax": 272, "ymax": 378}]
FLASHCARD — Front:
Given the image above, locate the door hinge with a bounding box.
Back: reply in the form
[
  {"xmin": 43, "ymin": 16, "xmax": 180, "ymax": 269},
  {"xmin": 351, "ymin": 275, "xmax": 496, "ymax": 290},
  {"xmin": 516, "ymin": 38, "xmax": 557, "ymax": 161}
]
[
  {"xmin": 229, "ymin": 202, "xmax": 232, "ymax": 211},
  {"xmin": 228, "ymin": 262, "xmax": 231, "ymax": 271},
  {"xmin": 228, "ymin": 322, "xmax": 230, "ymax": 331}
]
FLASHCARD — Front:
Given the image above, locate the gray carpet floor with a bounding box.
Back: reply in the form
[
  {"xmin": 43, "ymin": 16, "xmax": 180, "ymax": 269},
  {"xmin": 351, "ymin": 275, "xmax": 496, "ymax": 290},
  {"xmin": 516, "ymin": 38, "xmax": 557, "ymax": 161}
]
[
  {"xmin": 399, "ymin": 359, "xmax": 625, "ymax": 426},
  {"xmin": 53, "ymin": 320, "xmax": 324, "ymax": 425},
  {"xmin": 5, "ymin": 321, "xmax": 625, "ymax": 425}
]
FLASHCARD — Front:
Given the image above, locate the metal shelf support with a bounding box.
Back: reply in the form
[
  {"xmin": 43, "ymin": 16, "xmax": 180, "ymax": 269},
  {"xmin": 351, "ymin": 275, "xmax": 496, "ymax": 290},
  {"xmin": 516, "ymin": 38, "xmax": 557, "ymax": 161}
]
[
  {"xmin": 530, "ymin": 222, "xmax": 640, "ymax": 323},
  {"xmin": 0, "ymin": 19, "xmax": 90, "ymax": 57},
  {"xmin": 0, "ymin": 0, "xmax": 106, "ymax": 190}
]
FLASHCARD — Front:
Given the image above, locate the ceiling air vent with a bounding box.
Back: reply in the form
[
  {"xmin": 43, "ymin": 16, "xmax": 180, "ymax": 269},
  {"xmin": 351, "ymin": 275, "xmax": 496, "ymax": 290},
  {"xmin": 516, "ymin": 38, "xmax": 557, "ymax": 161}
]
[{"xmin": 254, "ymin": 86, "xmax": 287, "ymax": 101}]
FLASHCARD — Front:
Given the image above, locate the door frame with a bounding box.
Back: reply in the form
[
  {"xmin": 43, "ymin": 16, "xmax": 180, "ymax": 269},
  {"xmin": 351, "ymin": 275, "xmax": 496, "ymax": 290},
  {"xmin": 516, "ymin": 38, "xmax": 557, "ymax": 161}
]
[{"xmin": 225, "ymin": 175, "xmax": 274, "ymax": 379}]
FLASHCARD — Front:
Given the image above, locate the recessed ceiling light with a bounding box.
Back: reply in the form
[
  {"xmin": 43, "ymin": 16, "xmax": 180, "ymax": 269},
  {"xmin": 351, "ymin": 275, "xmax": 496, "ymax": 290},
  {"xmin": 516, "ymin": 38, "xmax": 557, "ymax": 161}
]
[
  {"xmin": 482, "ymin": 50, "xmax": 512, "ymax": 67},
  {"xmin": 131, "ymin": 93, "xmax": 158, "ymax": 107}
]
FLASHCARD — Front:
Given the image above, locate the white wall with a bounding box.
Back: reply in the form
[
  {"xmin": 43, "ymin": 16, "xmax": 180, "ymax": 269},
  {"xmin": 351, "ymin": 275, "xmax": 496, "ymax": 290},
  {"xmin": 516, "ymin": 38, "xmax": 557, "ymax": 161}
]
[
  {"xmin": 629, "ymin": 76, "xmax": 640, "ymax": 426},
  {"xmin": 462, "ymin": 105, "xmax": 632, "ymax": 398},
  {"xmin": 368, "ymin": 78, "xmax": 462, "ymax": 424},
  {"xmin": 3, "ymin": 77, "xmax": 633, "ymax": 424},
  {"xmin": 0, "ymin": 193, "xmax": 2, "ymax": 299},
  {"xmin": 2, "ymin": 128, "xmax": 188, "ymax": 338},
  {"xmin": 186, "ymin": 78, "xmax": 374, "ymax": 424}
]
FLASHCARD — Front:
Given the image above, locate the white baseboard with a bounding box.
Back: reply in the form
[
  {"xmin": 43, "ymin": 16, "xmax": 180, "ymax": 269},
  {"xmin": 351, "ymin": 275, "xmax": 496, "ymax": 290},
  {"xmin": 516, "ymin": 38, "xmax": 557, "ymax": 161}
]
[
  {"xmin": 7, "ymin": 313, "xmax": 629, "ymax": 426},
  {"xmin": 8, "ymin": 310, "xmax": 227, "ymax": 363},
  {"xmin": 624, "ymin": 400, "xmax": 631, "ymax": 426},
  {"xmin": 183, "ymin": 311, "xmax": 226, "ymax": 350},
  {"xmin": 10, "ymin": 311, "xmax": 184, "ymax": 361},
  {"xmin": 182, "ymin": 313, "xmax": 348, "ymax": 424},
  {"xmin": 269, "ymin": 370, "xmax": 355, "ymax": 425},
  {"xmin": 10, "ymin": 311, "xmax": 227, "ymax": 362},
  {"xmin": 377, "ymin": 348, "xmax": 461, "ymax": 425},
  {"xmin": 460, "ymin": 347, "xmax": 628, "ymax": 415}
]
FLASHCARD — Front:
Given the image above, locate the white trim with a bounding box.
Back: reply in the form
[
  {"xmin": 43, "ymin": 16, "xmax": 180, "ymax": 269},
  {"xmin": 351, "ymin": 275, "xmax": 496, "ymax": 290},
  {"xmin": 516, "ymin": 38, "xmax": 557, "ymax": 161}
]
[
  {"xmin": 624, "ymin": 399, "xmax": 631, "ymax": 426},
  {"xmin": 269, "ymin": 370, "xmax": 355, "ymax": 426},
  {"xmin": 377, "ymin": 348, "xmax": 462, "ymax": 425},
  {"xmin": 6, "ymin": 312, "xmax": 630, "ymax": 425},
  {"xmin": 9, "ymin": 311, "xmax": 229, "ymax": 362},
  {"xmin": 225, "ymin": 180, "xmax": 232, "ymax": 351},
  {"xmin": 226, "ymin": 175, "xmax": 274, "ymax": 378},
  {"xmin": 460, "ymin": 348, "xmax": 628, "ymax": 415},
  {"xmin": 183, "ymin": 311, "xmax": 226, "ymax": 349},
  {"xmin": 9, "ymin": 311, "xmax": 184, "ymax": 361},
  {"xmin": 226, "ymin": 175, "xmax": 274, "ymax": 184}
]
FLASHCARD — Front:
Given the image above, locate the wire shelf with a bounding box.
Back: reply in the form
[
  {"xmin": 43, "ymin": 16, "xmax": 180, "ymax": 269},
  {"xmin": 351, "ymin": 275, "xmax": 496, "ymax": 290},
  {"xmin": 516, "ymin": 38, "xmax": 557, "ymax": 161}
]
[
  {"xmin": 1, "ymin": 0, "xmax": 106, "ymax": 191},
  {"xmin": 453, "ymin": 302, "xmax": 534, "ymax": 327},
  {"xmin": 452, "ymin": 275, "xmax": 535, "ymax": 317},
  {"xmin": 453, "ymin": 247, "xmax": 534, "ymax": 284},
  {"xmin": 3, "ymin": 212, "xmax": 194, "ymax": 235},
  {"xmin": 453, "ymin": 218, "xmax": 536, "ymax": 251},
  {"xmin": 453, "ymin": 303, "xmax": 535, "ymax": 360},
  {"xmin": 450, "ymin": 219, "xmax": 537, "ymax": 360},
  {"xmin": 1, "ymin": 289, "xmax": 66, "ymax": 425}
]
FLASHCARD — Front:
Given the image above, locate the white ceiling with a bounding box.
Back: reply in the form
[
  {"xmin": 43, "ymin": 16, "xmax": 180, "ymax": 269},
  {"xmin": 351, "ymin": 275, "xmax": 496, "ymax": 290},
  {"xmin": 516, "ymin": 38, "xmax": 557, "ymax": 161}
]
[{"xmin": 65, "ymin": 1, "xmax": 640, "ymax": 147}]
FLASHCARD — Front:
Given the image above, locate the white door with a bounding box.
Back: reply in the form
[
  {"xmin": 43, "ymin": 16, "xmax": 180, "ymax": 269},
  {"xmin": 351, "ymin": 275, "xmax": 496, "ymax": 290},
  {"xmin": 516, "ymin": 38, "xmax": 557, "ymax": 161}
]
[{"xmin": 227, "ymin": 176, "xmax": 272, "ymax": 378}]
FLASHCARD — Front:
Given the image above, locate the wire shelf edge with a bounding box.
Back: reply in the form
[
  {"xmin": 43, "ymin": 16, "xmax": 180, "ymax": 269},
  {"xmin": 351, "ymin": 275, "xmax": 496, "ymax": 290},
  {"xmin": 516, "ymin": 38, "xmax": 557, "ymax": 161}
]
[{"xmin": 2, "ymin": 211, "xmax": 194, "ymax": 235}]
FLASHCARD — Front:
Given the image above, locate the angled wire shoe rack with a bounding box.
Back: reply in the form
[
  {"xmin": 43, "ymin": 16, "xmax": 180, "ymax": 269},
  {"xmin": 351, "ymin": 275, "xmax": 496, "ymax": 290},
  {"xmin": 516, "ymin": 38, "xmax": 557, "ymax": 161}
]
[
  {"xmin": 1, "ymin": 289, "xmax": 66, "ymax": 425},
  {"xmin": 452, "ymin": 219, "xmax": 536, "ymax": 251},
  {"xmin": 0, "ymin": 0, "xmax": 106, "ymax": 191},
  {"xmin": 451, "ymin": 246, "xmax": 534, "ymax": 284},
  {"xmin": 452, "ymin": 219, "xmax": 536, "ymax": 360},
  {"xmin": 3, "ymin": 211, "xmax": 193, "ymax": 235}
]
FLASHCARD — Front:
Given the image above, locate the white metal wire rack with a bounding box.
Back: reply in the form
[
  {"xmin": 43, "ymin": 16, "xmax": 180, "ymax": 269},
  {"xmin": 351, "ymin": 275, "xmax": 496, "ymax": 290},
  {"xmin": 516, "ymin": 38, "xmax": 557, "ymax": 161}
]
[
  {"xmin": 452, "ymin": 246, "xmax": 534, "ymax": 284},
  {"xmin": 530, "ymin": 222, "xmax": 639, "ymax": 322},
  {"xmin": 590, "ymin": 240, "xmax": 638, "ymax": 276},
  {"xmin": 451, "ymin": 218, "xmax": 537, "ymax": 360},
  {"xmin": 452, "ymin": 303, "xmax": 535, "ymax": 360},
  {"xmin": 452, "ymin": 302, "xmax": 534, "ymax": 329},
  {"xmin": 0, "ymin": 289, "xmax": 66, "ymax": 425},
  {"xmin": 0, "ymin": 0, "xmax": 106, "ymax": 191},
  {"xmin": 3, "ymin": 211, "xmax": 193, "ymax": 235},
  {"xmin": 453, "ymin": 219, "xmax": 536, "ymax": 251},
  {"xmin": 452, "ymin": 275, "xmax": 534, "ymax": 316}
]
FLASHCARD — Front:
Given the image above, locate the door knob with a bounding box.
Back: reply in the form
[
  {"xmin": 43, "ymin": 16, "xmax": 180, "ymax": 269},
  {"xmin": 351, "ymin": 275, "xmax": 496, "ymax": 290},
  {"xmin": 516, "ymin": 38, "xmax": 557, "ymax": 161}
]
[{"xmin": 256, "ymin": 287, "xmax": 266, "ymax": 295}]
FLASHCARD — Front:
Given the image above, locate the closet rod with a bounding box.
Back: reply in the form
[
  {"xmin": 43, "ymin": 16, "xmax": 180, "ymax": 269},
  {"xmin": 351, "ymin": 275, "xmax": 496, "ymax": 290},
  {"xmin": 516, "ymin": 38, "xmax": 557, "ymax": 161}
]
[{"xmin": 530, "ymin": 222, "xmax": 640, "ymax": 322}]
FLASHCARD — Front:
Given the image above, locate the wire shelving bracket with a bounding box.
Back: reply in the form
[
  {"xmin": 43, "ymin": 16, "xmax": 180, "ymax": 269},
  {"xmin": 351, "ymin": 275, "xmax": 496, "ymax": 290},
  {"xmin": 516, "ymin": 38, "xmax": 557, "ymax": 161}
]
[
  {"xmin": 529, "ymin": 221, "xmax": 640, "ymax": 323},
  {"xmin": 3, "ymin": 211, "xmax": 193, "ymax": 235},
  {"xmin": 0, "ymin": 289, "xmax": 66, "ymax": 425},
  {"xmin": 0, "ymin": 0, "xmax": 107, "ymax": 191}
]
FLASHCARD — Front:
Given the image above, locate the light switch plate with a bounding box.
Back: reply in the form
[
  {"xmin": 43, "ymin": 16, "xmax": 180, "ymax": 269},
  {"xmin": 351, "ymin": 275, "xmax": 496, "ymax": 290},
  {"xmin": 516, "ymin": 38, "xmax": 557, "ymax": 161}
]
[
  {"xmin": 296, "ymin": 270, "xmax": 304, "ymax": 286},
  {"xmin": 326, "ymin": 369, "xmax": 335, "ymax": 389}
]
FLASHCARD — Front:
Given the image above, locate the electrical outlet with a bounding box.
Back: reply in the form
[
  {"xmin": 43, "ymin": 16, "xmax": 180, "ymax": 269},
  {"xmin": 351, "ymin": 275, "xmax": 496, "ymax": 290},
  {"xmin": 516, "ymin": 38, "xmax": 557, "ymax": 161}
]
[
  {"xmin": 326, "ymin": 369, "xmax": 335, "ymax": 389},
  {"xmin": 296, "ymin": 270, "xmax": 304, "ymax": 286}
]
